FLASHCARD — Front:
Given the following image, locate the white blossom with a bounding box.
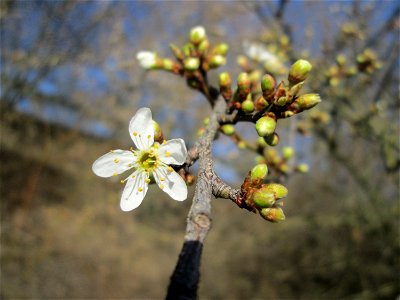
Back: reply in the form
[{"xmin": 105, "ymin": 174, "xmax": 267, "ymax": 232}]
[
  {"xmin": 136, "ymin": 51, "xmax": 157, "ymax": 69},
  {"xmin": 92, "ymin": 108, "xmax": 188, "ymax": 211}
]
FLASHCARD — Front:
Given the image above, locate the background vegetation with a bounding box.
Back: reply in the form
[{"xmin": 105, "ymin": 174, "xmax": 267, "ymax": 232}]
[{"xmin": 1, "ymin": 1, "xmax": 399, "ymax": 299}]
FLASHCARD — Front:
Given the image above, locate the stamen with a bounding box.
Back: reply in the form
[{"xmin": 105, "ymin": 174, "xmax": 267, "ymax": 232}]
[
  {"xmin": 113, "ymin": 172, "xmax": 118, "ymax": 176},
  {"xmin": 159, "ymin": 184, "xmax": 164, "ymax": 189},
  {"xmin": 162, "ymin": 140, "xmax": 167, "ymax": 144},
  {"xmin": 130, "ymin": 147, "xmax": 134, "ymax": 151},
  {"xmin": 147, "ymin": 134, "xmax": 151, "ymax": 139},
  {"xmin": 128, "ymin": 163, "xmax": 132, "ymax": 167},
  {"xmin": 114, "ymin": 158, "xmax": 119, "ymax": 163},
  {"xmin": 145, "ymin": 178, "xmax": 151, "ymax": 183},
  {"xmin": 133, "ymin": 132, "xmax": 138, "ymax": 136},
  {"xmin": 167, "ymin": 166, "xmax": 174, "ymax": 173},
  {"xmin": 131, "ymin": 175, "xmax": 136, "ymax": 178},
  {"xmin": 165, "ymin": 151, "xmax": 171, "ymax": 157},
  {"xmin": 138, "ymin": 187, "xmax": 143, "ymax": 192},
  {"xmin": 160, "ymin": 177, "xmax": 165, "ymax": 181}
]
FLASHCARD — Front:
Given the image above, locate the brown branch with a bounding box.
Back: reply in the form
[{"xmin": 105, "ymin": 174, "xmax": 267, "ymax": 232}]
[{"xmin": 166, "ymin": 96, "xmax": 227, "ymax": 299}]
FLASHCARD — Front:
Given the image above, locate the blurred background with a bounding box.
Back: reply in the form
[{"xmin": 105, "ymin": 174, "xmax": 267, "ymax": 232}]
[{"xmin": 1, "ymin": 1, "xmax": 399, "ymax": 299}]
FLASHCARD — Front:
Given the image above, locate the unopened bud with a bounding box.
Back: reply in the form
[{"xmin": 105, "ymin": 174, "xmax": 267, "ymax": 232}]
[
  {"xmin": 237, "ymin": 72, "xmax": 250, "ymax": 89},
  {"xmin": 162, "ymin": 59, "xmax": 174, "ymax": 71},
  {"xmin": 255, "ymin": 116, "xmax": 276, "ymax": 137},
  {"xmin": 184, "ymin": 57, "xmax": 200, "ymax": 71},
  {"xmin": 257, "ymin": 137, "xmax": 268, "ymax": 148},
  {"xmin": 250, "ymin": 164, "xmax": 268, "ymax": 180},
  {"xmin": 262, "ymin": 183, "xmax": 288, "ymax": 199},
  {"xmin": 252, "ymin": 190, "xmax": 275, "ymax": 208},
  {"xmin": 237, "ymin": 55, "xmax": 249, "ymax": 69},
  {"xmin": 212, "ymin": 43, "xmax": 229, "ymax": 56},
  {"xmin": 242, "ymin": 99, "xmax": 254, "ymax": 113},
  {"xmin": 153, "ymin": 121, "xmax": 163, "ymax": 143},
  {"xmin": 198, "ymin": 39, "xmax": 209, "ymax": 55},
  {"xmin": 209, "ymin": 55, "xmax": 226, "ymax": 69},
  {"xmin": 294, "ymin": 93, "xmax": 321, "ymax": 110},
  {"xmin": 296, "ymin": 163, "xmax": 309, "ymax": 173},
  {"xmin": 260, "ymin": 207, "xmax": 285, "ymax": 222},
  {"xmin": 255, "ymin": 96, "xmax": 268, "ymax": 110},
  {"xmin": 261, "ymin": 74, "xmax": 276, "ymax": 96},
  {"xmin": 275, "ymin": 96, "xmax": 288, "ymax": 107},
  {"xmin": 190, "ymin": 26, "xmax": 206, "ymax": 45},
  {"xmin": 221, "ymin": 124, "xmax": 235, "ymax": 136},
  {"xmin": 136, "ymin": 51, "xmax": 158, "ymax": 70},
  {"xmin": 182, "ymin": 43, "xmax": 194, "ymax": 57},
  {"xmin": 288, "ymin": 59, "xmax": 312, "ymax": 84},
  {"xmin": 264, "ymin": 132, "xmax": 279, "ymax": 146},
  {"xmin": 282, "ymin": 146, "xmax": 295, "ymax": 160},
  {"xmin": 219, "ymin": 72, "xmax": 232, "ymax": 88}
]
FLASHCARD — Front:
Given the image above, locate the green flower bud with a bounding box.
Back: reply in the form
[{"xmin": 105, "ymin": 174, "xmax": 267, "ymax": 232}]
[
  {"xmin": 250, "ymin": 163, "xmax": 268, "ymax": 180},
  {"xmin": 262, "ymin": 183, "xmax": 288, "ymax": 199},
  {"xmin": 282, "ymin": 146, "xmax": 295, "ymax": 160},
  {"xmin": 264, "ymin": 132, "xmax": 279, "ymax": 146},
  {"xmin": 152, "ymin": 121, "xmax": 163, "ymax": 143},
  {"xmin": 184, "ymin": 57, "xmax": 200, "ymax": 71},
  {"xmin": 198, "ymin": 39, "xmax": 210, "ymax": 55},
  {"xmin": 275, "ymin": 96, "xmax": 288, "ymax": 107},
  {"xmin": 295, "ymin": 93, "xmax": 321, "ymax": 110},
  {"xmin": 219, "ymin": 72, "xmax": 232, "ymax": 88},
  {"xmin": 257, "ymin": 137, "xmax": 268, "ymax": 148},
  {"xmin": 182, "ymin": 43, "xmax": 194, "ymax": 57},
  {"xmin": 261, "ymin": 74, "xmax": 276, "ymax": 96},
  {"xmin": 255, "ymin": 116, "xmax": 276, "ymax": 137},
  {"xmin": 190, "ymin": 26, "xmax": 206, "ymax": 45},
  {"xmin": 260, "ymin": 207, "xmax": 285, "ymax": 222},
  {"xmin": 169, "ymin": 43, "xmax": 184, "ymax": 60},
  {"xmin": 242, "ymin": 99, "xmax": 254, "ymax": 113},
  {"xmin": 162, "ymin": 59, "xmax": 174, "ymax": 71},
  {"xmin": 209, "ymin": 55, "xmax": 226, "ymax": 69},
  {"xmin": 252, "ymin": 190, "xmax": 275, "ymax": 208},
  {"xmin": 221, "ymin": 124, "xmax": 235, "ymax": 136},
  {"xmin": 296, "ymin": 163, "xmax": 309, "ymax": 173},
  {"xmin": 288, "ymin": 59, "xmax": 312, "ymax": 84},
  {"xmin": 212, "ymin": 43, "xmax": 229, "ymax": 56},
  {"xmin": 237, "ymin": 72, "xmax": 250, "ymax": 89}
]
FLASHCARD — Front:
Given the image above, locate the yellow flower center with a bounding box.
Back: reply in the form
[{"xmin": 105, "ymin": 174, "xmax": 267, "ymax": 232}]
[{"xmin": 138, "ymin": 147, "xmax": 158, "ymax": 172}]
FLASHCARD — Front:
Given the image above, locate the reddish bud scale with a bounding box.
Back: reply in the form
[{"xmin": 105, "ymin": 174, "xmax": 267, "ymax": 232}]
[{"xmin": 255, "ymin": 96, "xmax": 268, "ymax": 110}]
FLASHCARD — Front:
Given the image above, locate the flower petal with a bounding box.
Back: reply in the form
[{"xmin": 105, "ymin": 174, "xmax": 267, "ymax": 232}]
[
  {"xmin": 153, "ymin": 166, "xmax": 187, "ymax": 201},
  {"xmin": 158, "ymin": 139, "xmax": 187, "ymax": 165},
  {"xmin": 120, "ymin": 170, "xmax": 149, "ymax": 211},
  {"xmin": 129, "ymin": 107, "xmax": 154, "ymax": 150},
  {"xmin": 92, "ymin": 150, "xmax": 136, "ymax": 178}
]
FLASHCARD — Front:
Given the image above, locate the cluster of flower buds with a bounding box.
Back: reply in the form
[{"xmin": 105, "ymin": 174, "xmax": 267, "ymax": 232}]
[
  {"xmin": 136, "ymin": 26, "xmax": 229, "ymax": 94},
  {"xmin": 356, "ymin": 49, "xmax": 382, "ymax": 74},
  {"xmin": 240, "ymin": 164, "xmax": 287, "ymax": 222},
  {"xmin": 218, "ymin": 59, "xmax": 321, "ymax": 146},
  {"xmin": 255, "ymin": 146, "xmax": 309, "ymax": 176},
  {"xmin": 325, "ymin": 54, "xmax": 357, "ymax": 86}
]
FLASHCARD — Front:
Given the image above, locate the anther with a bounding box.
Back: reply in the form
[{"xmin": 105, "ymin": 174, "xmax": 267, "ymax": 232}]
[
  {"xmin": 167, "ymin": 166, "xmax": 174, "ymax": 173},
  {"xmin": 165, "ymin": 151, "xmax": 171, "ymax": 157},
  {"xmin": 147, "ymin": 134, "xmax": 151, "ymax": 139},
  {"xmin": 145, "ymin": 178, "xmax": 151, "ymax": 183},
  {"xmin": 160, "ymin": 177, "xmax": 165, "ymax": 181},
  {"xmin": 159, "ymin": 184, "xmax": 164, "ymax": 189},
  {"xmin": 133, "ymin": 132, "xmax": 138, "ymax": 136},
  {"xmin": 138, "ymin": 187, "xmax": 143, "ymax": 192},
  {"xmin": 114, "ymin": 158, "xmax": 119, "ymax": 163}
]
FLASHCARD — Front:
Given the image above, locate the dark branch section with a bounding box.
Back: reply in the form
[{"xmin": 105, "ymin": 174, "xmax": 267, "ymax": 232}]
[{"xmin": 166, "ymin": 241, "xmax": 203, "ymax": 300}]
